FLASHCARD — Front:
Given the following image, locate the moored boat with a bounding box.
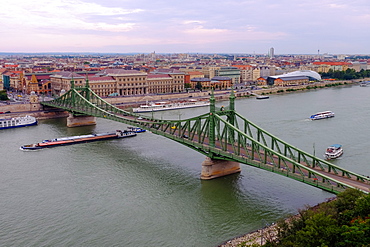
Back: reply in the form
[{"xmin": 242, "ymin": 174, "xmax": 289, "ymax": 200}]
[
  {"xmin": 325, "ymin": 144, "xmax": 343, "ymax": 160},
  {"xmin": 310, "ymin": 111, "xmax": 335, "ymax": 120},
  {"xmin": 132, "ymin": 99, "xmax": 210, "ymax": 113},
  {"xmin": 0, "ymin": 115, "xmax": 37, "ymax": 130},
  {"xmin": 20, "ymin": 130, "xmax": 136, "ymax": 150},
  {"xmin": 256, "ymin": 95, "xmax": 269, "ymax": 100}
]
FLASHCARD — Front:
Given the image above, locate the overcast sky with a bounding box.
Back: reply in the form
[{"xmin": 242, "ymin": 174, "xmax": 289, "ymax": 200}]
[{"xmin": 1, "ymin": 0, "xmax": 370, "ymax": 54}]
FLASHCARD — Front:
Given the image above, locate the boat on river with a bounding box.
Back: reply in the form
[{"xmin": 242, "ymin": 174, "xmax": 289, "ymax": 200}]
[
  {"xmin": 310, "ymin": 111, "xmax": 335, "ymax": 120},
  {"xmin": 0, "ymin": 115, "xmax": 37, "ymax": 130},
  {"xmin": 256, "ymin": 95, "xmax": 269, "ymax": 100},
  {"xmin": 360, "ymin": 81, "xmax": 369, "ymax": 87},
  {"xmin": 325, "ymin": 144, "xmax": 343, "ymax": 160},
  {"xmin": 132, "ymin": 99, "xmax": 210, "ymax": 113},
  {"xmin": 20, "ymin": 130, "xmax": 136, "ymax": 150},
  {"xmin": 127, "ymin": 126, "xmax": 146, "ymax": 133}
]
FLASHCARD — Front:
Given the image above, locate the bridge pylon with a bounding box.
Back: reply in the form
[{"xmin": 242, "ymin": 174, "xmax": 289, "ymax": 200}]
[{"xmin": 201, "ymin": 88, "xmax": 241, "ymax": 179}]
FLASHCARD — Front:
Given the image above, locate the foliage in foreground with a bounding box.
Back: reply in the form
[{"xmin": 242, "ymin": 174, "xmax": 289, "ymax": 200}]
[{"xmin": 261, "ymin": 189, "xmax": 370, "ymax": 247}]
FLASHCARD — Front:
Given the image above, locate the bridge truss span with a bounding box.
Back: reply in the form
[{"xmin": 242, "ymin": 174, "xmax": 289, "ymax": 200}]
[{"xmin": 41, "ymin": 83, "xmax": 370, "ymax": 194}]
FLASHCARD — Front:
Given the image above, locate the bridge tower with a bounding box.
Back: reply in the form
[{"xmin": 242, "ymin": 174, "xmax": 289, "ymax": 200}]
[
  {"xmin": 201, "ymin": 89, "xmax": 241, "ymax": 179},
  {"xmin": 66, "ymin": 77, "xmax": 97, "ymax": 127}
]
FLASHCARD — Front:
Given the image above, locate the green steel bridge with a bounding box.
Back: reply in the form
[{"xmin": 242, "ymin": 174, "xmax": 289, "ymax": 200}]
[{"xmin": 41, "ymin": 80, "xmax": 370, "ymax": 194}]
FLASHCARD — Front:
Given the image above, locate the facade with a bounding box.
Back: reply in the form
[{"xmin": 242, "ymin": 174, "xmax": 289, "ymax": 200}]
[
  {"xmin": 233, "ymin": 65, "xmax": 254, "ymax": 83},
  {"xmin": 88, "ymin": 76, "xmax": 117, "ymax": 97},
  {"xmin": 265, "ymin": 70, "xmax": 320, "ymax": 86},
  {"xmin": 190, "ymin": 77, "xmax": 211, "ymax": 89},
  {"xmin": 202, "ymin": 66, "xmax": 220, "ymax": 79},
  {"xmin": 214, "ymin": 67, "xmax": 240, "ymax": 84},
  {"xmin": 256, "ymin": 77, "xmax": 268, "ymax": 86},
  {"xmin": 146, "ymin": 74, "xmax": 173, "ymax": 94},
  {"xmin": 24, "ymin": 73, "xmax": 53, "ymax": 95},
  {"xmin": 50, "ymin": 72, "xmax": 85, "ymax": 95},
  {"xmin": 272, "ymin": 76, "xmax": 309, "ymax": 87},
  {"xmin": 97, "ymin": 69, "xmax": 148, "ymax": 96},
  {"xmin": 184, "ymin": 71, "xmax": 205, "ymax": 85},
  {"xmin": 2, "ymin": 72, "xmax": 11, "ymax": 90},
  {"xmin": 252, "ymin": 67, "xmax": 261, "ymax": 81},
  {"xmin": 211, "ymin": 76, "xmax": 233, "ymax": 89},
  {"xmin": 312, "ymin": 62, "xmax": 351, "ymax": 72},
  {"xmin": 151, "ymin": 69, "xmax": 185, "ymax": 93}
]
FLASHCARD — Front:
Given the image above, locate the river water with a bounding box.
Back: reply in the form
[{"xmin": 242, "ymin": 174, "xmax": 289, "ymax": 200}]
[{"xmin": 1, "ymin": 85, "xmax": 369, "ymax": 247}]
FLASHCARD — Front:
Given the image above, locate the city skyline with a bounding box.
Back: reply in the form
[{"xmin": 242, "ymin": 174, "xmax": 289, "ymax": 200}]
[{"xmin": 2, "ymin": 0, "xmax": 370, "ymax": 55}]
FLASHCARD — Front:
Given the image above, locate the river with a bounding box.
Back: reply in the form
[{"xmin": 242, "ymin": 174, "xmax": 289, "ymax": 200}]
[{"xmin": 1, "ymin": 84, "xmax": 369, "ymax": 247}]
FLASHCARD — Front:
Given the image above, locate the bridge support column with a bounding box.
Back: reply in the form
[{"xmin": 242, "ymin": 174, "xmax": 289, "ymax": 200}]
[
  {"xmin": 201, "ymin": 157, "xmax": 241, "ymax": 179},
  {"xmin": 67, "ymin": 113, "xmax": 96, "ymax": 127}
]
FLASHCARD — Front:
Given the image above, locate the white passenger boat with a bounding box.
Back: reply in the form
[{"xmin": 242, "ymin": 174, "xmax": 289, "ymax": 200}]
[
  {"xmin": 310, "ymin": 111, "xmax": 335, "ymax": 120},
  {"xmin": 133, "ymin": 99, "xmax": 210, "ymax": 113},
  {"xmin": 360, "ymin": 81, "xmax": 369, "ymax": 87},
  {"xmin": 256, "ymin": 95, "xmax": 269, "ymax": 100},
  {"xmin": 0, "ymin": 115, "xmax": 38, "ymax": 130},
  {"xmin": 325, "ymin": 144, "xmax": 343, "ymax": 160}
]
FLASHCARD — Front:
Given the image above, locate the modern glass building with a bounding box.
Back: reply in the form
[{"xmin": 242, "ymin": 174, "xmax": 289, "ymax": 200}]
[{"xmin": 214, "ymin": 67, "xmax": 240, "ymax": 84}]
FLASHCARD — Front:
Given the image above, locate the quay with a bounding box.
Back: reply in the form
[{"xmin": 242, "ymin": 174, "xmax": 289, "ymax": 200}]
[{"xmin": 0, "ymin": 80, "xmax": 358, "ymax": 120}]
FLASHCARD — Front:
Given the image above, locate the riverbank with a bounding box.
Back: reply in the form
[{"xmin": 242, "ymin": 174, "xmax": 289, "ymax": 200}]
[
  {"xmin": 218, "ymin": 197, "xmax": 337, "ymax": 247},
  {"xmin": 0, "ymin": 79, "xmax": 360, "ymax": 120}
]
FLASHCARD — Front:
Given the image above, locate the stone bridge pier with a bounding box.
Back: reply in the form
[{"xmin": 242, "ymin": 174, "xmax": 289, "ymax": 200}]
[
  {"xmin": 67, "ymin": 113, "xmax": 96, "ymax": 127},
  {"xmin": 201, "ymin": 157, "xmax": 241, "ymax": 179}
]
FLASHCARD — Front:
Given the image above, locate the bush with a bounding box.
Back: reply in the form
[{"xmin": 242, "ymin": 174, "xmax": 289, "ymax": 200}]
[{"xmin": 264, "ymin": 189, "xmax": 370, "ymax": 247}]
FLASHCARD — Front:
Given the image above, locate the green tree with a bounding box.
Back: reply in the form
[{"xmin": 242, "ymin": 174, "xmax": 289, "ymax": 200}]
[
  {"xmin": 0, "ymin": 90, "xmax": 9, "ymax": 100},
  {"xmin": 195, "ymin": 81, "xmax": 202, "ymax": 91},
  {"xmin": 184, "ymin": 83, "xmax": 191, "ymax": 89}
]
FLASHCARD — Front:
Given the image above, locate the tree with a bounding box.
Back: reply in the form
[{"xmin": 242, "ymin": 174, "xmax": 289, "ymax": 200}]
[
  {"xmin": 0, "ymin": 90, "xmax": 9, "ymax": 100},
  {"xmin": 195, "ymin": 81, "xmax": 202, "ymax": 91}
]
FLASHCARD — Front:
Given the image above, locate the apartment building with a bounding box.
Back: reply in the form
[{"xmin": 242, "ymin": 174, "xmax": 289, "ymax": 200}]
[
  {"xmin": 202, "ymin": 66, "xmax": 220, "ymax": 79},
  {"xmin": 233, "ymin": 65, "xmax": 253, "ymax": 83}
]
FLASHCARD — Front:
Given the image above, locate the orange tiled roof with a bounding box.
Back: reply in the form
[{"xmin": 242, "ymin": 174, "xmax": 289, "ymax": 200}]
[
  {"xmin": 4, "ymin": 64, "xmax": 18, "ymax": 68},
  {"xmin": 313, "ymin": 62, "xmax": 351, "ymax": 66},
  {"xmin": 233, "ymin": 65, "xmax": 253, "ymax": 69}
]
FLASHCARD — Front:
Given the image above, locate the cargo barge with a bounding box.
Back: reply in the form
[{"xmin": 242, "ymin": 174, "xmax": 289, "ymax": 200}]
[{"xmin": 20, "ymin": 130, "xmax": 136, "ymax": 150}]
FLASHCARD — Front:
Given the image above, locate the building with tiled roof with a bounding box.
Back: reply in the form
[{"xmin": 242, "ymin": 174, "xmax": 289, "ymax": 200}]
[
  {"xmin": 50, "ymin": 72, "xmax": 85, "ymax": 95},
  {"xmin": 211, "ymin": 76, "xmax": 232, "ymax": 89},
  {"xmin": 190, "ymin": 77, "xmax": 211, "ymax": 89},
  {"xmin": 312, "ymin": 62, "xmax": 351, "ymax": 72}
]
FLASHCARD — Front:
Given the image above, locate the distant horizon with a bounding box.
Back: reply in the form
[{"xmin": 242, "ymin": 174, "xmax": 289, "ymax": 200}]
[
  {"xmin": 2, "ymin": 1, "xmax": 370, "ymax": 55},
  {"xmin": 1, "ymin": 51, "xmax": 370, "ymax": 56}
]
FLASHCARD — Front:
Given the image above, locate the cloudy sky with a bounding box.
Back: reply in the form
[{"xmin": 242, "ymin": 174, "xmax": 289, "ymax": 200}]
[{"xmin": 1, "ymin": 0, "xmax": 370, "ymax": 54}]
